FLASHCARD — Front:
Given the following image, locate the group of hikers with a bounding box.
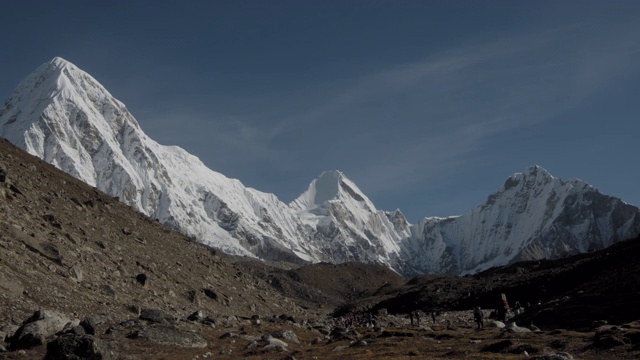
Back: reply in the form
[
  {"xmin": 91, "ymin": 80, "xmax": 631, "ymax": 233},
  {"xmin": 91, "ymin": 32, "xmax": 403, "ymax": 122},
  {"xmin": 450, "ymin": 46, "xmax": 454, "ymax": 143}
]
[
  {"xmin": 342, "ymin": 312, "xmax": 377, "ymax": 328},
  {"xmin": 340, "ymin": 293, "xmax": 534, "ymax": 331},
  {"xmin": 409, "ymin": 310, "xmax": 438, "ymax": 326}
]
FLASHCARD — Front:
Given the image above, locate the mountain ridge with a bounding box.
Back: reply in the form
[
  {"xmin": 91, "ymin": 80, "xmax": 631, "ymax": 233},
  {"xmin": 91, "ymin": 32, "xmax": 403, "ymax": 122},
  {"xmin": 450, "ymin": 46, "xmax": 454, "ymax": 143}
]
[{"xmin": 2, "ymin": 57, "xmax": 639, "ymax": 276}]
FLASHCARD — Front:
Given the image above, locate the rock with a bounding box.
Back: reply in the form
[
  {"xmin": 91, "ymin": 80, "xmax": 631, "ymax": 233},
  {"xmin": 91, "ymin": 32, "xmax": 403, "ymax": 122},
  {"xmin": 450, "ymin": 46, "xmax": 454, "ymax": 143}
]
[
  {"xmin": 263, "ymin": 336, "xmax": 288, "ymax": 350},
  {"xmin": 311, "ymin": 337, "xmax": 323, "ymax": 345},
  {"xmin": 278, "ymin": 314, "xmax": 295, "ymax": 323},
  {"xmin": 203, "ymin": 288, "xmax": 218, "ymax": 300},
  {"xmin": 69, "ymin": 265, "xmax": 83, "ymax": 282},
  {"xmin": 129, "ymin": 326, "xmax": 207, "ymax": 348},
  {"xmin": 44, "ymin": 334, "xmax": 115, "ymax": 360},
  {"xmin": 329, "ymin": 327, "xmax": 360, "ymax": 341},
  {"xmin": 11, "ymin": 310, "xmax": 71, "ymax": 349},
  {"xmin": 187, "ymin": 310, "xmax": 204, "ymax": 322},
  {"xmin": 100, "ymin": 285, "xmax": 117, "ymax": 298},
  {"xmin": 271, "ymin": 329, "xmax": 300, "ymax": 344},
  {"xmin": 0, "ymin": 345, "xmax": 6, "ymax": 352},
  {"xmin": 220, "ymin": 332, "xmax": 239, "ymax": 339},
  {"xmin": 486, "ymin": 321, "xmax": 506, "ymax": 328},
  {"xmin": 530, "ymin": 353, "xmax": 574, "ymax": 360},
  {"xmin": 351, "ymin": 340, "xmax": 368, "ymax": 347},
  {"xmin": 139, "ymin": 309, "xmax": 174, "ymax": 324},
  {"xmin": 80, "ymin": 315, "xmax": 110, "ymax": 335},
  {"xmin": 0, "ymin": 168, "xmax": 6, "ymax": 182},
  {"xmin": 594, "ymin": 333, "xmax": 627, "ymax": 349},
  {"xmin": 135, "ymin": 273, "xmax": 149, "ymax": 288},
  {"xmin": 377, "ymin": 308, "xmax": 388, "ymax": 316},
  {"xmin": 187, "ymin": 290, "xmax": 200, "ymax": 305},
  {"xmin": 0, "ymin": 324, "xmax": 19, "ymax": 341},
  {"xmin": 505, "ymin": 322, "xmax": 532, "ymax": 333}
]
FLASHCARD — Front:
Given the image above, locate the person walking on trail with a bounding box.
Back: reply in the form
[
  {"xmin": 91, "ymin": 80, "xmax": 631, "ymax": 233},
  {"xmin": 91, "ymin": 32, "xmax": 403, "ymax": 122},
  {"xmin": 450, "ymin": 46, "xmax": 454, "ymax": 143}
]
[
  {"xmin": 409, "ymin": 311, "xmax": 414, "ymax": 326},
  {"xmin": 415, "ymin": 310, "xmax": 421, "ymax": 326},
  {"xmin": 473, "ymin": 306, "xmax": 484, "ymax": 330}
]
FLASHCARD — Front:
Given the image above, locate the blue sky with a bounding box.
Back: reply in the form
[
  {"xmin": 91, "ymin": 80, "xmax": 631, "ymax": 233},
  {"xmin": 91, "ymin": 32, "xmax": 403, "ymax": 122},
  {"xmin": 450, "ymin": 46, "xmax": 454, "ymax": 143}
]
[{"xmin": 1, "ymin": 1, "xmax": 639, "ymax": 222}]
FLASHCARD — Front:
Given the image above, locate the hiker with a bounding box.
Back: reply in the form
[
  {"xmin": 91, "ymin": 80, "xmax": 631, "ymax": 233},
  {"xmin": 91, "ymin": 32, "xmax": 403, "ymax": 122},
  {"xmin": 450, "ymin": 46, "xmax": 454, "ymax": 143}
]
[
  {"xmin": 415, "ymin": 310, "xmax": 421, "ymax": 326},
  {"xmin": 409, "ymin": 311, "xmax": 414, "ymax": 326},
  {"xmin": 473, "ymin": 306, "xmax": 484, "ymax": 329},
  {"xmin": 498, "ymin": 293, "xmax": 509, "ymax": 322},
  {"xmin": 431, "ymin": 311, "xmax": 436, "ymax": 323}
]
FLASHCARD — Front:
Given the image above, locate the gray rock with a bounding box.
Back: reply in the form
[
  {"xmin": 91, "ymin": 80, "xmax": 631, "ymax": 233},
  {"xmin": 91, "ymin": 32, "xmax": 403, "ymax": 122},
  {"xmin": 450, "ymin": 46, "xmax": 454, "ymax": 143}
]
[
  {"xmin": 187, "ymin": 310, "xmax": 204, "ymax": 322},
  {"xmin": 128, "ymin": 326, "xmax": 207, "ymax": 348},
  {"xmin": 505, "ymin": 322, "xmax": 532, "ymax": 333},
  {"xmin": 69, "ymin": 265, "xmax": 83, "ymax": 282},
  {"xmin": 486, "ymin": 321, "xmax": 506, "ymax": 328},
  {"xmin": 0, "ymin": 324, "xmax": 19, "ymax": 341},
  {"xmin": 80, "ymin": 315, "xmax": 110, "ymax": 335},
  {"xmin": 139, "ymin": 309, "xmax": 174, "ymax": 324},
  {"xmin": 271, "ymin": 329, "xmax": 300, "ymax": 344},
  {"xmin": 263, "ymin": 336, "xmax": 288, "ymax": 350},
  {"xmin": 11, "ymin": 310, "xmax": 70, "ymax": 349},
  {"xmin": 44, "ymin": 334, "xmax": 115, "ymax": 360}
]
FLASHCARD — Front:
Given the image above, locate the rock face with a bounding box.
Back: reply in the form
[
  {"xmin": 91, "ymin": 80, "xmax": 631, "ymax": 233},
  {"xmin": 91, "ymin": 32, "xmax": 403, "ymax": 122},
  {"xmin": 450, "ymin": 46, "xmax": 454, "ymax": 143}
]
[{"xmin": 2, "ymin": 57, "xmax": 640, "ymax": 276}]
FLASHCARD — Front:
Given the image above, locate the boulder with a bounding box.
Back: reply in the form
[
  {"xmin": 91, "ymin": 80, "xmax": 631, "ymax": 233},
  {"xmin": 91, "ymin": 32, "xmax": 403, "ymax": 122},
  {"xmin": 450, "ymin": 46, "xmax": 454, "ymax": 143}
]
[
  {"xmin": 11, "ymin": 310, "xmax": 70, "ymax": 349},
  {"xmin": 128, "ymin": 326, "xmax": 207, "ymax": 348},
  {"xmin": 505, "ymin": 322, "xmax": 532, "ymax": 333},
  {"xmin": 187, "ymin": 310, "xmax": 204, "ymax": 322},
  {"xmin": 139, "ymin": 309, "xmax": 174, "ymax": 324},
  {"xmin": 271, "ymin": 329, "xmax": 300, "ymax": 344},
  {"xmin": 44, "ymin": 334, "xmax": 115, "ymax": 360},
  {"xmin": 80, "ymin": 315, "xmax": 110, "ymax": 335},
  {"xmin": 486, "ymin": 321, "xmax": 506, "ymax": 328}
]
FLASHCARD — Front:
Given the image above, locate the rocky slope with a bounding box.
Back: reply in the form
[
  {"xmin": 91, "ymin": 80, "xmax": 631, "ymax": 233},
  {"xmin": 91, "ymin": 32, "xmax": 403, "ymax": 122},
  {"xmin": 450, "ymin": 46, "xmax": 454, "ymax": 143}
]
[{"xmin": 2, "ymin": 57, "xmax": 640, "ymax": 277}]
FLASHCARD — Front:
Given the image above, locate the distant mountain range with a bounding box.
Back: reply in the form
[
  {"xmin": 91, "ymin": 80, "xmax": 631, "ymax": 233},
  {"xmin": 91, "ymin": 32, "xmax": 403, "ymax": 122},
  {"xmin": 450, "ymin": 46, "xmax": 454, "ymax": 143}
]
[{"xmin": 2, "ymin": 57, "xmax": 639, "ymax": 276}]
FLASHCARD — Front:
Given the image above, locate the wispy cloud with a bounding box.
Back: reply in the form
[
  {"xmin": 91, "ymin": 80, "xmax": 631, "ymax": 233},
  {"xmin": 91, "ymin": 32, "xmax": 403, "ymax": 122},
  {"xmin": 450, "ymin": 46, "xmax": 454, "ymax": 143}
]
[{"xmin": 267, "ymin": 19, "xmax": 640, "ymax": 194}]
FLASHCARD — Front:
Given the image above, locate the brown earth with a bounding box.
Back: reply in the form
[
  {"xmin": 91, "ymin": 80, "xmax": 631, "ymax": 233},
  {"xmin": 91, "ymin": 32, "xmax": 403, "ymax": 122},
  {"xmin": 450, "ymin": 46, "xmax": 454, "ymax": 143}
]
[{"xmin": 1, "ymin": 136, "xmax": 640, "ymax": 359}]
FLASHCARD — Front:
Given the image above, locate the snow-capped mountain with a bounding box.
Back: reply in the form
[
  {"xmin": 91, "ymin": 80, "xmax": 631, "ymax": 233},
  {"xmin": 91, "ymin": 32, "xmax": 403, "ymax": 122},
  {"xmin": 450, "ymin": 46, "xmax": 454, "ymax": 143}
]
[
  {"xmin": 2, "ymin": 57, "xmax": 639, "ymax": 276},
  {"xmin": 0, "ymin": 57, "xmax": 402, "ymax": 268},
  {"xmin": 399, "ymin": 166, "xmax": 640, "ymax": 276}
]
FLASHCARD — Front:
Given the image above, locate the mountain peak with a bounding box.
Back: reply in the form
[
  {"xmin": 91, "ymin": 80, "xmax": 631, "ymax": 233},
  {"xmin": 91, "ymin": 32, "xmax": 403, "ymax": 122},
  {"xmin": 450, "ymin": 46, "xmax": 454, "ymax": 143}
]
[
  {"xmin": 522, "ymin": 165, "xmax": 552, "ymax": 178},
  {"xmin": 290, "ymin": 170, "xmax": 375, "ymax": 211},
  {"xmin": 50, "ymin": 56, "xmax": 74, "ymax": 69}
]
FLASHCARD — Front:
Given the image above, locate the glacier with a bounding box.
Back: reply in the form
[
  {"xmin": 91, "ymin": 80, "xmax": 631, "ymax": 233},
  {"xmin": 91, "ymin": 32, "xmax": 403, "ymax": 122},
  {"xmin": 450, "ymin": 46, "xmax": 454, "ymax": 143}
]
[{"xmin": 2, "ymin": 57, "xmax": 639, "ymax": 276}]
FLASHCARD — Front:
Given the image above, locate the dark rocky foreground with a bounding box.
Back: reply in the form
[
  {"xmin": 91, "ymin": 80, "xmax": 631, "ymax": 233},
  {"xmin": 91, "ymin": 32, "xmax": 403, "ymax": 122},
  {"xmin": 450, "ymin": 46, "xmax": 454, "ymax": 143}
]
[{"xmin": 1, "ymin": 136, "xmax": 640, "ymax": 359}]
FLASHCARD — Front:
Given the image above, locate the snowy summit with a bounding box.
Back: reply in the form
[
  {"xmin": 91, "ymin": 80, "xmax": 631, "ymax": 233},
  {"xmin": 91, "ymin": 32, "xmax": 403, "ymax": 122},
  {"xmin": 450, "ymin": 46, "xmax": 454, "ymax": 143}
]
[{"xmin": 2, "ymin": 58, "xmax": 640, "ymax": 276}]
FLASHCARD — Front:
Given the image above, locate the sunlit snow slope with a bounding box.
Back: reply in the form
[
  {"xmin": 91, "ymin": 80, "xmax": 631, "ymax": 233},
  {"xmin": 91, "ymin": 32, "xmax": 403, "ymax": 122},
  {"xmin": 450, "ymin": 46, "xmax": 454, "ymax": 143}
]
[{"xmin": 2, "ymin": 57, "xmax": 639, "ymax": 276}]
